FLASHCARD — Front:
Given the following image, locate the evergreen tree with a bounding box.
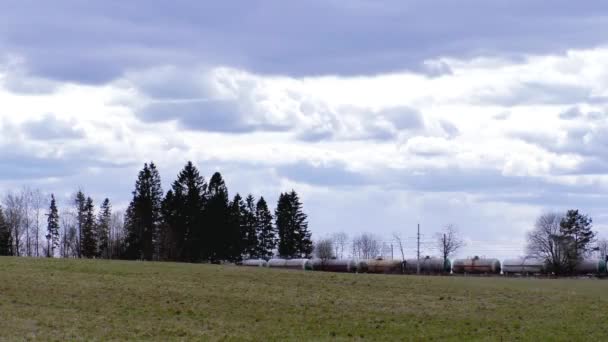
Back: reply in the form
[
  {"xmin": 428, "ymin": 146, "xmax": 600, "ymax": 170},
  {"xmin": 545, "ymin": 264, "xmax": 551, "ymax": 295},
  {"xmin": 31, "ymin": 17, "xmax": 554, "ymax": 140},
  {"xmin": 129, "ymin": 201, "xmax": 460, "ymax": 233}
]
[
  {"xmin": 46, "ymin": 194, "xmax": 60, "ymax": 257},
  {"xmin": 276, "ymin": 190, "xmax": 312, "ymax": 258},
  {"xmin": 74, "ymin": 190, "xmax": 86, "ymax": 258},
  {"xmin": 255, "ymin": 196, "xmax": 275, "ymax": 259},
  {"xmin": 81, "ymin": 197, "xmax": 97, "ymax": 258},
  {"xmin": 0, "ymin": 206, "xmax": 13, "ymax": 256},
  {"xmin": 560, "ymin": 209, "xmax": 596, "ymax": 273},
  {"xmin": 205, "ymin": 172, "xmax": 232, "ymax": 262},
  {"xmin": 242, "ymin": 194, "xmax": 258, "ymax": 258},
  {"xmin": 228, "ymin": 193, "xmax": 246, "ymax": 261},
  {"xmin": 124, "ymin": 162, "xmax": 164, "ymax": 260},
  {"xmin": 97, "ymin": 198, "xmax": 111, "ymax": 258},
  {"xmin": 162, "ymin": 161, "xmax": 207, "ymax": 262}
]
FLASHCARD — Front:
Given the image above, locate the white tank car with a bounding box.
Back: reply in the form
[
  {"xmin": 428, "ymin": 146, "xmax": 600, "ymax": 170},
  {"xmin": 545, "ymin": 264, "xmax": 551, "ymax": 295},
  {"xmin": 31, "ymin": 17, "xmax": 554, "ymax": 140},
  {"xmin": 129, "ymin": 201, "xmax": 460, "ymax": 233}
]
[
  {"xmin": 502, "ymin": 258, "xmax": 546, "ymax": 275},
  {"xmin": 241, "ymin": 259, "xmax": 268, "ymax": 267}
]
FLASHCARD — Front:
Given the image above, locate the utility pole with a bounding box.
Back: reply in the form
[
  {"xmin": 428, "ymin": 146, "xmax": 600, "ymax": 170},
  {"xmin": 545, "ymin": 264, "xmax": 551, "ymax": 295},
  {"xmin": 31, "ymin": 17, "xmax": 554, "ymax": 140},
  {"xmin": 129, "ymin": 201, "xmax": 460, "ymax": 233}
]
[
  {"xmin": 391, "ymin": 244, "xmax": 394, "ymax": 260},
  {"xmin": 417, "ymin": 223, "xmax": 420, "ymax": 275}
]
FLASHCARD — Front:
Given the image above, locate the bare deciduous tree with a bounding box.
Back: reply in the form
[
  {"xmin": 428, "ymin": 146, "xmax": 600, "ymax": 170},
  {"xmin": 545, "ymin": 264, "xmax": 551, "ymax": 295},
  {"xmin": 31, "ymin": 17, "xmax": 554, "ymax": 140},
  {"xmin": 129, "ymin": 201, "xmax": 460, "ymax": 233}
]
[
  {"xmin": 31, "ymin": 189, "xmax": 44, "ymax": 257},
  {"xmin": 526, "ymin": 212, "xmax": 567, "ymax": 274},
  {"xmin": 4, "ymin": 191, "xmax": 24, "ymax": 256},
  {"xmin": 331, "ymin": 232, "xmax": 348, "ymax": 259},
  {"xmin": 60, "ymin": 209, "xmax": 79, "ymax": 258},
  {"xmin": 109, "ymin": 210, "xmax": 125, "ymax": 259},
  {"xmin": 435, "ymin": 224, "xmax": 465, "ymax": 263},
  {"xmin": 314, "ymin": 239, "xmax": 334, "ymax": 265},
  {"xmin": 352, "ymin": 233, "xmax": 381, "ymax": 259},
  {"xmin": 392, "ymin": 232, "xmax": 406, "ymax": 261}
]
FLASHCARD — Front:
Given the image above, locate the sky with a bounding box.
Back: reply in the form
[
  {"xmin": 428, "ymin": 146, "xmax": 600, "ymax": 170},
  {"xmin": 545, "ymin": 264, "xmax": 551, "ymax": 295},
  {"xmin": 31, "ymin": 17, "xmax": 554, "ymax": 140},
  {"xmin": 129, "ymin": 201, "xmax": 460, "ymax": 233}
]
[{"xmin": 2, "ymin": 1, "xmax": 608, "ymax": 259}]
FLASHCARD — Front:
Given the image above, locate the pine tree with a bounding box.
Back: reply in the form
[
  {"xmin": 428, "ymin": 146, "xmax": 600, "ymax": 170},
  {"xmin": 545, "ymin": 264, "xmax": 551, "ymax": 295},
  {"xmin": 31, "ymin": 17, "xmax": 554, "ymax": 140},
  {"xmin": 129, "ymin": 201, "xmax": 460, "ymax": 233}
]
[
  {"xmin": 81, "ymin": 197, "xmax": 97, "ymax": 258},
  {"xmin": 74, "ymin": 190, "xmax": 86, "ymax": 258},
  {"xmin": 560, "ymin": 209, "xmax": 596, "ymax": 273},
  {"xmin": 255, "ymin": 196, "xmax": 275, "ymax": 259},
  {"xmin": 162, "ymin": 161, "xmax": 207, "ymax": 262},
  {"xmin": 46, "ymin": 194, "xmax": 60, "ymax": 257},
  {"xmin": 97, "ymin": 198, "xmax": 111, "ymax": 259},
  {"xmin": 276, "ymin": 190, "xmax": 312, "ymax": 258},
  {"xmin": 124, "ymin": 162, "xmax": 164, "ymax": 260},
  {"xmin": 205, "ymin": 172, "xmax": 232, "ymax": 262},
  {"xmin": 0, "ymin": 206, "xmax": 13, "ymax": 256}
]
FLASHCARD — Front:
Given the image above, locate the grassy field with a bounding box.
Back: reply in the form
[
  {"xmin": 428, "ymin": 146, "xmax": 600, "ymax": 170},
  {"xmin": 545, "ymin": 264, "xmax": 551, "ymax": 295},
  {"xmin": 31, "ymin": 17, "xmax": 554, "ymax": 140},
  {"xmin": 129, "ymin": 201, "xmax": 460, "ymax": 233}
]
[{"xmin": 0, "ymin": 257, "xmax": 607, "ymax": 341}]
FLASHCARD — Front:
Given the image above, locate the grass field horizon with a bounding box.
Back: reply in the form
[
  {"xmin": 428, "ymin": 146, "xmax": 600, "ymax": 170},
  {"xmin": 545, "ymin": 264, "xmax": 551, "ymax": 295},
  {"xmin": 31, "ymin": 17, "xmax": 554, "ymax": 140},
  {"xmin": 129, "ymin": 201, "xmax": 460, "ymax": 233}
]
[{"xmin": 1, "ymin": 256, "xmax": 607, "ymax": 340}]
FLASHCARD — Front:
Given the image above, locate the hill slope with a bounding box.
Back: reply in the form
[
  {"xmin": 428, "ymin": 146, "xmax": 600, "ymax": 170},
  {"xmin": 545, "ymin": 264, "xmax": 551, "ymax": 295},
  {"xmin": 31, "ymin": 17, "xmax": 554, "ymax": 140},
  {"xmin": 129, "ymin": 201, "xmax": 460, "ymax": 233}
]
[{"xmin": 0, "ymin": 257, "xmax": 606, "ymax": 340}]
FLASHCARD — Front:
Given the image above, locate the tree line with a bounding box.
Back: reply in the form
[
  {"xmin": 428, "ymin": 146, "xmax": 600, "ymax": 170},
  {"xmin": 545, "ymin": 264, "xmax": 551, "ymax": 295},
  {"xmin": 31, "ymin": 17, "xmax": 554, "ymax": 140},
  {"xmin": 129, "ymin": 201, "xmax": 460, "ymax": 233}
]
[{"xmin": 0, "ymin": 161, "xmax": 313, "ymax": 262}]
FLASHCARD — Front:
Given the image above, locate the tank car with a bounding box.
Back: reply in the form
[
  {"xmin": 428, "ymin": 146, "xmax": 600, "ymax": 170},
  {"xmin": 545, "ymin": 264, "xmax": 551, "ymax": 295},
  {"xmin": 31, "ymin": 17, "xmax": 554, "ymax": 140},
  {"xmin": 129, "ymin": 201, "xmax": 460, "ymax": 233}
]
[
  {"xmin": 502, "ymin": 258, "xmax": 546, "ymax": 275},
  {"xmin": 241, "ymin": 259, "xmax": 268, "ymax": 267},
  {"xmin": 573, "ymin": 259, "xmax": 607, "ymax": 276},
  {"xmin": 267, "ymin": 258, "xmax": 312, "ymax": 270},
  {"xmin": 404, "ymin": 257, "xmax": 451, "ymax": 274},
  {"xmin": 452, "ymin": 256, "xmax": 501, "ymax": 274},
  {"xmin": 360, "ymin": 259, "xmax": 403, "ymax": 274},
  {"xmin": 310, "ymin": 259, "xmax": 358, "ymax": 273}
]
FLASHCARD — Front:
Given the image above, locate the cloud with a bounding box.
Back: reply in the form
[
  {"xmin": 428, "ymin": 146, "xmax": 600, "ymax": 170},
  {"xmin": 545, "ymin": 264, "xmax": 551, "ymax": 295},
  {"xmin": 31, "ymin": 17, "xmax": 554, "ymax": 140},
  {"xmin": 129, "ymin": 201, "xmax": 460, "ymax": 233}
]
[
  {"xmin": 559, "ymin": 106, "xmax": 584, "ymax": 120},
  {"xmin": 476, "ymin": 81, "xmax": 593, "ymax": 106},
  {"xmin": 21, "ymin": 114, "xmax": 85, "ymax": 140},
  {"xmin": 3, "ymin": 1, "xmax": 608, "ymax": 85}
]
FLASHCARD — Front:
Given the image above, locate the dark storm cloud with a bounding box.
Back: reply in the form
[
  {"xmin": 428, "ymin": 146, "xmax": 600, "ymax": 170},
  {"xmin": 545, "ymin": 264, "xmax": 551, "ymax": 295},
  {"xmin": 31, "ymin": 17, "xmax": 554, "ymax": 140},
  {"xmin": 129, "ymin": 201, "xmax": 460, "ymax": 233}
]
[{"xmin": 2, "ymin": 1, "xmax": 608, "ymax": 84}]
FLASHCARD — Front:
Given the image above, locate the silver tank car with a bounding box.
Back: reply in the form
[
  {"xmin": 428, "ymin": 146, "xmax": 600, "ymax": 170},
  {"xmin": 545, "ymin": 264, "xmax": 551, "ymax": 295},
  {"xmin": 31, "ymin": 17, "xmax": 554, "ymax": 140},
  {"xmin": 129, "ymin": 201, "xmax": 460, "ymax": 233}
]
[
  {"xmin": 241, "ymin": 259, "xmax": 268, "ymax": 267},
  {"xmin": 452, "ymin": 256, "xmax": 501, "ymax": 274},
  {"xmin": 502, "ymin": 258, "xmax": 546, "ymax": 275},
  {"xmin": 573, "ymin": 259, "xmax": 607, "ymax": 275},
  {"xmin": 267, "ymin": 258, "xmax": 312, "ymax": 270},
  {"xmin": 404, "ymin": 257, "xmax": 451, "ymax": 274},
  {"xmin": 359, "ymin": 259, "xmax": 403, "ymax": 274},
  {"xmin": 310, "ymin": 259, "xmax": 358, "ymax": 273}
]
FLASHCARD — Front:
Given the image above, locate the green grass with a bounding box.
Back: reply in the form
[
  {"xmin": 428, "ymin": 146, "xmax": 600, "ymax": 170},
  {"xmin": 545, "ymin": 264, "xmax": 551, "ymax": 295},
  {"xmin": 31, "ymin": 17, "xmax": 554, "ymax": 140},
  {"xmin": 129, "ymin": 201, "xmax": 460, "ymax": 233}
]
[{"xmin": 0, "ymin": 257, "xmax": 606, "ymax": 341}]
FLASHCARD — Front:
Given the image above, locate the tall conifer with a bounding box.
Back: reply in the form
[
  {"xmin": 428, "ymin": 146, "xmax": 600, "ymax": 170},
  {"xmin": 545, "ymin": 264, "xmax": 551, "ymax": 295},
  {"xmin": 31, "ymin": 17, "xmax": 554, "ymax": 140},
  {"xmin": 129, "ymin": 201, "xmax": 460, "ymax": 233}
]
[
  {"xmin": 46, "ymin": 194, "xmax": 60, "ymax": 257},
  {"xmin": 255, "ymin": 196, "xmax": 275, "ymax": 259},
  {"xmin": 81, "ymin": 197, "xmax": 97, "ymax": 258},
  {"xmin": 97, "ymin": 198, "xmax": 111, "ymax": 258},
  {"xmin": 123, "ymin": 162, "xmax": 163, "ymax": 260},
  {"xmin": 162, "ymin": 161, "xmax": 207, "ymax": 262},
  {"xmin": 276, "ymin": 190, "xmax": 312, "ymax": 258}
]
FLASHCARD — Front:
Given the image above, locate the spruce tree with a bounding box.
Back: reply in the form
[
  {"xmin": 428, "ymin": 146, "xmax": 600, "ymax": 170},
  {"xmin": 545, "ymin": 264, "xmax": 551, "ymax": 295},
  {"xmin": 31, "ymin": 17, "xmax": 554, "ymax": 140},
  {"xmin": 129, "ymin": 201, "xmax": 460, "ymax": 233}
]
[
  {"xmin": 560, "ymin": 209, "xmax": 596, "ymax": 273},
  {"xmin": 242, "ymin": 194, "xmax": 258, "ymax": 258},
  {"xmin": 255, "ymin": 196, "xmax": 275, "ymax": 259},
  {"xmin": 46, "ymin": 194, "xmax": 60, "ymax": 257},
  {"xmin": 81, "ymin": 197, "xmax": 97, "ymax": 258},
  {"xmin": 228, "ymin": 193, "xmax": 246, "ymax": 261},
  {"xmin": 276, "ymin": 190, "xmax": 312, "ymax": 258},
  {"xmin": 97, "ymin": 198, "xmax": 111, "ymax": 258},
  {"xmin": 0, "ymin": 206, "xmax": 13, "ymax": 256},
  {"xmin": 162, "ymin": 161, "xmax": 207, "ymax": 262},
  {"xmin": 205, "ymin": 172, "xmax": 232, "ymax": 262},
  {"xmin": 74, "ymin": 190, "xmax": 86, "ymax": 258},
  {"xmin": 124, "ymin": 162, "xmax": 164, "ymax": 260}
]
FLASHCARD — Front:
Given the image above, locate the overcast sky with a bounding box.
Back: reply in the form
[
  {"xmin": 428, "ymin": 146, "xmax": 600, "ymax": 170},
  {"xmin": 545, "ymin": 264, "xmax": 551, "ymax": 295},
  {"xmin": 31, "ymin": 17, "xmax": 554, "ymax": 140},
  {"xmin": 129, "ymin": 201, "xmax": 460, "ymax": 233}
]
[{"xmin": 2, "ymin": 1, "xmax": 608, "ymax": 259}]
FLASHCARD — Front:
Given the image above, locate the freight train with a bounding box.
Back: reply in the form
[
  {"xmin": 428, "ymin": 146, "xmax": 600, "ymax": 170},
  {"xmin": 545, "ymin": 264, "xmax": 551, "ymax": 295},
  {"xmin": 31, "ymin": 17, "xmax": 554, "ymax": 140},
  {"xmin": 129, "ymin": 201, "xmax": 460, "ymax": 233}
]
[{"xmin": 240, "ymin": 255, "xmax": 608, "ymax": 277}]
